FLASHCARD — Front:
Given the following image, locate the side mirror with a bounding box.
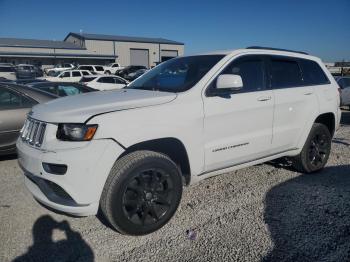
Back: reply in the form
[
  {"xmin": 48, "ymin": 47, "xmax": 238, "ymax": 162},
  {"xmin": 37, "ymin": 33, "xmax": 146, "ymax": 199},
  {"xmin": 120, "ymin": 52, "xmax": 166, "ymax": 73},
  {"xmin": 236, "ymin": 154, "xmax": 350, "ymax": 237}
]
[{"xmin": 216, "ymin": 74, "xmax": 243, "ymax": 91}]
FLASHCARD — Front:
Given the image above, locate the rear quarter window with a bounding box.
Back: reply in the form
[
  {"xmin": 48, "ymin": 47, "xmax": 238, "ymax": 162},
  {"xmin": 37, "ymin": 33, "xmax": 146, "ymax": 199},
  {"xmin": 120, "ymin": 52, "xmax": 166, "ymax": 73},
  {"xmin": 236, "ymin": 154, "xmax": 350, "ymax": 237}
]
[{"xmin": 299, "ymin": 59, "xmax": 330, "ymax": 85}]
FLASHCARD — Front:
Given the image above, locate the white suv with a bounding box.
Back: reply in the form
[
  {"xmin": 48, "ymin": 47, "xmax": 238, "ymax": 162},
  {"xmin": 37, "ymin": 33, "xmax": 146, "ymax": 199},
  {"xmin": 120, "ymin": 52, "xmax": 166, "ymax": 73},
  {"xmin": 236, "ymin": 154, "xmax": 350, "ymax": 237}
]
[{"xmin": 17, "ymin": 47, "xmax": 341, "ymax": 235}]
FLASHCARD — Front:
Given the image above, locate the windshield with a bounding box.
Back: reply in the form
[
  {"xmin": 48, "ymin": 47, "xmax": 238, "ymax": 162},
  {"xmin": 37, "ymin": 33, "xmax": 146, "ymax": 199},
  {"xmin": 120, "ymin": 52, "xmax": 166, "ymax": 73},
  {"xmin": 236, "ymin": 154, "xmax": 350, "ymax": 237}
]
[{"xmin": 127, "ymin": 55, "xmax": 224, "ymax": 92}]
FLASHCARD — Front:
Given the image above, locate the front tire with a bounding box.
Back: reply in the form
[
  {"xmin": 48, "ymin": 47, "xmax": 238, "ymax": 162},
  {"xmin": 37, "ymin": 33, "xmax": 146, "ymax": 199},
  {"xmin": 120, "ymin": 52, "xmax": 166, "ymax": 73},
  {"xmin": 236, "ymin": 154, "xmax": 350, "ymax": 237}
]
[
  {"xmin": 292, "ymin": 123, "xmax": 332, "ymax": 173},
  {"xmin": 105, "ymin": 70, "xmax": 111, "ymax": 75},
  {"xmin": 100, "ymin": 150, "xmax": 183, "ymax": 235}
]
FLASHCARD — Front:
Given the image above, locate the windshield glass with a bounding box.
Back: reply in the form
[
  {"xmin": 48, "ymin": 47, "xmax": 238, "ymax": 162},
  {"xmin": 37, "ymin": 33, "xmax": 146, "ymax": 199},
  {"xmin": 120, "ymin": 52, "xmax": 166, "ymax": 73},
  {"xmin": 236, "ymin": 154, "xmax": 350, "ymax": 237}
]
[{"xmin": 127, "ymin": 55, "xmax": 224, "ymax": 92}]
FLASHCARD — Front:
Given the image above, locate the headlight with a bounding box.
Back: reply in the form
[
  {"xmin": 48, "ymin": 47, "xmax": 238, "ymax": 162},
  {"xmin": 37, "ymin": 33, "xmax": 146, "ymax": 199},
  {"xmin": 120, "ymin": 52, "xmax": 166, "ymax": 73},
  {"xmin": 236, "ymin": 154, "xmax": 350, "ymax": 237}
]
[{"xmin": 56, "ymin": 123, "xmax": 98, "ymax": 141}]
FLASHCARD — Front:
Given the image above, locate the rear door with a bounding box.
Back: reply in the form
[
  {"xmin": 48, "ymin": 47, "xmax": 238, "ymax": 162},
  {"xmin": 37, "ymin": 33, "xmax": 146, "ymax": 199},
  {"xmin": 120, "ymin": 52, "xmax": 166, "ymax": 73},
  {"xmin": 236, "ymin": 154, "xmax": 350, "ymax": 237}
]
[
  {"xmin": 71, "ymin": 71, "xmax": 83, "ymax": 82},
  {"xmin": 203, "ymin": 55, "xmax": 275, "ymax": 171},
  {"xmin": 269, "ymin": 56, "xmax": 318, "ymax": 152},
  {"xmin": 97, "ymin": 77, "xmax": 118, "ymax": 90},
  {"xmin": 0, "ymin": 87, "xmax": 37, "ymax": 152}
]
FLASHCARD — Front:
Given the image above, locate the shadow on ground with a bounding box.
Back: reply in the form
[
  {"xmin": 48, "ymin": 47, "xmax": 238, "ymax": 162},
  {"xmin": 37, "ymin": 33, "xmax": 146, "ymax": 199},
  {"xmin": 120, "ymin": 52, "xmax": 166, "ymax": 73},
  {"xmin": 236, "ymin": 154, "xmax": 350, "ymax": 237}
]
[
  {"xmin": 13, "ymin": 215, "xmax": 94, "ymax": 262},
  {"xmin": 0, "ymin": 153, "xmax": 17, "ymax": 162},
  {"xmin": 263, "ymin": 165, "xmax": 350, "ymax": 262}
]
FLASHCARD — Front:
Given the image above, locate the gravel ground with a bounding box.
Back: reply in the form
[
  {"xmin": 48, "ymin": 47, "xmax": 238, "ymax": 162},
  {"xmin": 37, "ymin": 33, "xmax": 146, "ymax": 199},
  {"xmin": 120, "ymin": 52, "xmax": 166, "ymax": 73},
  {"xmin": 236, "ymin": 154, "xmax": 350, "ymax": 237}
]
[{"xmin": 1, "ymin": 110, "xmax": 349, "ymax": 262}]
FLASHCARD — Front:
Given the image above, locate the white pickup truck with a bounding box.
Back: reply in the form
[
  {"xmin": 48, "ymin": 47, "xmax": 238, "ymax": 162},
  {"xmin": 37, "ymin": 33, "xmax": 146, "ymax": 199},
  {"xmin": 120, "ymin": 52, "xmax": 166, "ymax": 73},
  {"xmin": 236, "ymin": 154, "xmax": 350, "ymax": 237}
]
[{"xmin": 103, "ymin": 62, "xmax": 124, "ymax": 75}]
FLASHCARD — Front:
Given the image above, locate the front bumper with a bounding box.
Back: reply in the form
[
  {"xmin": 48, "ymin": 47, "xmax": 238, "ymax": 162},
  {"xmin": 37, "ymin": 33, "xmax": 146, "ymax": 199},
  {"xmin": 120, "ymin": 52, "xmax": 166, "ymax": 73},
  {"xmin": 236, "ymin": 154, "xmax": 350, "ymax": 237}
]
[{"xmin": 17, "ymin": 138, "xmax": 124, "ymax": 216}]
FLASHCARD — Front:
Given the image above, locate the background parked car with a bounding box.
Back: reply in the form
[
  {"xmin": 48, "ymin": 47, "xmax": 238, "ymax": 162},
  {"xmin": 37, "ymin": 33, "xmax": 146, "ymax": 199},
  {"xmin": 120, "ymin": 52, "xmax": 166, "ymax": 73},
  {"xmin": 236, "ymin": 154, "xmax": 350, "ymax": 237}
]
[
  {"xmin": 115, "ymin": 65, "xmax": 147, "ymax": 79},
  {"xmin": 336, "ymin": 76, "xmax": 350, "ymax": 106},
  {"xmin": 16, "ymin": 64, "xmax": 43, "ymax": 79},
  {"xmin": 44, "ymin": 63, "xmax": 75, "ymax": 75},
  {"xmin": 27, "ymin": 82, "xmax": 96, "ymax": 97},
  {"xmin": 41, "ymin": 70, "xmax": 92, "ymax": 82},
  {"xmin": 104, "ymin": 62, "xmax": 125, "ymax": 75},
  {"xmin": 77, "ymin": 65, "xmax": 105, "ymax": 74},
  {"xmin": 0, "ymin": 65, "xmax": 17, "ymax": 81},
  {"xmin": 124, "ymin": 68, "xmax": 148, "ymax": 81},
  {"xmin": 0, "ymin": 83, "xmax": 56, "ymax": 155},
  {"xmin": 80, "ymin": 75, "xmax": 128, "ymax": 90}
]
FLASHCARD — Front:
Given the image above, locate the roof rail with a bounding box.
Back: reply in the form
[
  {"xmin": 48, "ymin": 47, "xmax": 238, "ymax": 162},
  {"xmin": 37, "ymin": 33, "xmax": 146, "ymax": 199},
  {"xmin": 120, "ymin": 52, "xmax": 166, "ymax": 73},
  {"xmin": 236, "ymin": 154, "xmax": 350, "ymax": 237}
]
[{"xmin": 246, "ymin": 46, "xmax": 308, "ymax": 55}]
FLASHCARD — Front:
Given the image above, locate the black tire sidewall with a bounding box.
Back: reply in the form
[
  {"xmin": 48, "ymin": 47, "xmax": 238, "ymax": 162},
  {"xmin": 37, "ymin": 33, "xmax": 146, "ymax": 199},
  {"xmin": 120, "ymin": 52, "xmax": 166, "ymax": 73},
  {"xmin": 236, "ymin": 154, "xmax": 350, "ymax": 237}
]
[
  {"xmin": 107, "ymin": 154, "xmax": 182, "ymax": 235},
  {"xmin": 301, "ymin": 123, "xmax": 332, "ymax": 173}
]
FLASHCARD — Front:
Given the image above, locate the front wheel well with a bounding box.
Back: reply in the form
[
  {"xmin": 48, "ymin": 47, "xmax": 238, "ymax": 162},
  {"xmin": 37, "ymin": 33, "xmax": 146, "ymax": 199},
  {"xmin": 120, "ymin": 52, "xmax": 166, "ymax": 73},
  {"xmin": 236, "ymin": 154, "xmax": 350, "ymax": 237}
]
[
  {"xmin": 314, "ymin": 113, "xmax": 336, "ymax": 136},
  {"xmin": 118, "ymin": 138, "xmax": 191, "ymax": 185}
]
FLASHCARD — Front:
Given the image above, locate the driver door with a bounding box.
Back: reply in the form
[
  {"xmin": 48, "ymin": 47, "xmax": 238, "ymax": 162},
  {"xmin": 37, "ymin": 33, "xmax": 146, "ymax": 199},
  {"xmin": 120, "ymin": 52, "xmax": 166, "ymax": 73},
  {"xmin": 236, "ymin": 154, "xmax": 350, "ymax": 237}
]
[{"xmin": 203, "ymin": 55, "xmax": 274, "ymax": 172}]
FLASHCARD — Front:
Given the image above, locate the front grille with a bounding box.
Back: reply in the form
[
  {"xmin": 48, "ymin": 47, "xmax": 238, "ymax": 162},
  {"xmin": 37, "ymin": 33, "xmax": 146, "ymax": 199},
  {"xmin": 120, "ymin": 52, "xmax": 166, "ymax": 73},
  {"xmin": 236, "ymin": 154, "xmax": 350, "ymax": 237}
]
[{"xmin": 20, "ymin": 118, "xmax": 47, "ymax": 147}]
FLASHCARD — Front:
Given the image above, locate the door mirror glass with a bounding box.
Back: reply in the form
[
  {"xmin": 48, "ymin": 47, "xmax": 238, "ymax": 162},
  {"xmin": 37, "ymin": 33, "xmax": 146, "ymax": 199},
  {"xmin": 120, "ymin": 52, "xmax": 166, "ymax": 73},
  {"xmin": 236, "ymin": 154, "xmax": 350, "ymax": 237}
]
[{"xmin": 216, "ymin": 74, "xmax": 243, "ymax": 90}]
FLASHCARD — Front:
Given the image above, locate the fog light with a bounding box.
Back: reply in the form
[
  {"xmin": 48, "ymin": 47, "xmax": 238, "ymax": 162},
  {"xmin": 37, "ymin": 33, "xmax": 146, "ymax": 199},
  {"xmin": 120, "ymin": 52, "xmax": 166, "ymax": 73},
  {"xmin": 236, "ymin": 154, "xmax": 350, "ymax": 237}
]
[{"xmin": 42, "ymin": 163, "xmax": 67, "ymax": 175}]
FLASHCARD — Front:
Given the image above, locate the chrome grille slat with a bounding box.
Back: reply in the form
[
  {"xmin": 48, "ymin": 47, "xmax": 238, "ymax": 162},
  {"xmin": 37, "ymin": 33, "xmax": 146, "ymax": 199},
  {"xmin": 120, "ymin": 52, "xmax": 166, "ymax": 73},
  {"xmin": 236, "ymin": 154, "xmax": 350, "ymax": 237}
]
[{"xmin": 20, "ymin": 118, "xmax": 46, "ymax": 148}]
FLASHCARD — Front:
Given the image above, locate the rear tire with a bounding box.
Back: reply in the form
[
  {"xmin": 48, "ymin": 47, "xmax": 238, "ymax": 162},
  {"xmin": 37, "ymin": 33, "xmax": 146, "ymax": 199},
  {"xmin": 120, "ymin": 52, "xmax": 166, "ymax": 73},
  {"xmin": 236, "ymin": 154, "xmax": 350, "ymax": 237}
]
[
  {"xmin": 292, "ymin": 123, "xmax": 331, "ymax": 173},
  {"xmin": 100, "ymin": 150, "xmax": 182, "ymax": 235}
]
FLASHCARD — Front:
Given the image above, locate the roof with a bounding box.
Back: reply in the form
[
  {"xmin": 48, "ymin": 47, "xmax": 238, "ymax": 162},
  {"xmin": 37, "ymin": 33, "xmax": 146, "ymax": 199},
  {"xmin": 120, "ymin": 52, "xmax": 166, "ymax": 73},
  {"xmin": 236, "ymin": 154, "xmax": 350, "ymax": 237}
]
[
  {"xmin": 65, "ymin": 32, "xmax": 184, "ymax": 45},
  {"xmin": 0, "ymin": 37, "xmax": 84, "ymax": 50},
  {"xmin": 198, "ymin": 48, "xmax": 315, "ymax": 59}
]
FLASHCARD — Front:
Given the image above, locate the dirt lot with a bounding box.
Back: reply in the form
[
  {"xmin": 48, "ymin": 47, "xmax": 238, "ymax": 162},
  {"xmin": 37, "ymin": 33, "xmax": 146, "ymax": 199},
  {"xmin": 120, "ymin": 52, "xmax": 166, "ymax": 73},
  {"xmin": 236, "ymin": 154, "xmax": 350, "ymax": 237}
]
[{"xmin": 1, "ymin": 110, "xmax": 349, "ymax": 262}]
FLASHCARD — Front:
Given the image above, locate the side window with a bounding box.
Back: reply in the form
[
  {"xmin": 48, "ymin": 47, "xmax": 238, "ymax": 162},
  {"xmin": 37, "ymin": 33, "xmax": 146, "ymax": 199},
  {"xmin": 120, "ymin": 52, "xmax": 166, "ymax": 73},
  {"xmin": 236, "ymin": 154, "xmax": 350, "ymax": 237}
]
[
  {"xmin": 60, "ymin": 72, "xmax": 70, "ymax": 78},
  {"xmin": 38, "ymin": 85, "xmax": 57, "ymax": 95},
  {"xmin": 98, "ymin": 77, "xmax": 115, "ymax": 83},
  {"xmin": 0, "ymin": 88, "xmax": 35, "ymax": 110},
  {"xmin": 113, "ymin": 77, "xmax": 126, "ymax": 84},
  {"xmin": 81, "ymin": 71, "xmax": 90, "ymax": 76},
  {"xmin": 57, "ymin": 85, "xmax": 81, "ymax": 96},
  {"xmin": 95, "ymin": 66, "xmax": 104, "ymax": 72},
  {"xmin": 221, "ymin": 57, "xmax": 265, "ymax": 92},
  {"xmin": 270, "ymin": 59, "xmax": 303, "ymax": 88},
  {"xmin": 299, "ymin": 59, "xmax": 330, "ymax": 85},
  {"xmin": 72, "ymin": 71, "xmax": 81, "ymax": 77}
]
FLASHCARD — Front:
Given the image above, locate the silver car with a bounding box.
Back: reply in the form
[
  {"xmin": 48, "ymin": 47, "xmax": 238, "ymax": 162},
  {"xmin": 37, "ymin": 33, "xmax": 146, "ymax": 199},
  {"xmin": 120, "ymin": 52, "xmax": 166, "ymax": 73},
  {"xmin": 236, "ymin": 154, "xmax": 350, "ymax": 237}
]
[
  {"xmin": 336, "ymin": 76, "xmax": 350, "ymax": 106},
  {"xmin": 0, "ymin": 83, "xmax": 56, "ymax": 155}
]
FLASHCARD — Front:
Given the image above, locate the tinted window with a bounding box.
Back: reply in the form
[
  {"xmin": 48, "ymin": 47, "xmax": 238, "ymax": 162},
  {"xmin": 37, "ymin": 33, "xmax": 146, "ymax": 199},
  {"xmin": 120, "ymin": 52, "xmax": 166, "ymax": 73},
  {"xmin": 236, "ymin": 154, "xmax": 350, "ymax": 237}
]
[
  {"xmin": 36, "ymin": 85, "xmax": 57, "ymax": 95},
  {"xmin": 81, "ymin": 71, "xmax": 90, "ymax": 76},
  {"xmin": 95, "ymin": 66, "xmax": 104, "ymax": 71},
  {"xmin": 0, "ymin": 88, "xmax": 35, "ymax": 109},
  {"xmin": 299, "ymin": 59, "xmax": 329, "ymax": 85},
  {"xmin": 222, "ymin": 57, "xmax": 265, "ymax": 92},
  {"xmin": 98, "ymin": 77, "xmax": 115, "ymax": 83},
  {"xmin": 114, "ymin": 77, "xmax": 126, "ymax": 84},
  {"xmin": 72, "ymin": 71, "xmax": 81, "ymax": 77},
  {"xmin": 80, "ymin": 77, "xmax": 96, "ymax": 82},
  {"xmin": 79, "ymin": 66, "xmax": 93, "ymax": 71},
  {"xmin": 60, "ymin": 72, "xmax": 70, "ymax": 78},
  {"xmin": 271, "ymin": 59, "xmax": 303, "ymax": 88},
  {"xmin": 127, "ymin": 55, "xmax": 224, "ymax": 93}
]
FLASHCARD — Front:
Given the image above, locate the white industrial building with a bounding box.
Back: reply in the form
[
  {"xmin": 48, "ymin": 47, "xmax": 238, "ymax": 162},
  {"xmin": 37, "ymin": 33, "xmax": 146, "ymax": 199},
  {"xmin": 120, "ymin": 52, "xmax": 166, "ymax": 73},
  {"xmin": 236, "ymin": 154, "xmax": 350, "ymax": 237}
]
[{"xmin": 0, "ymin": 32, "xmax": 185, "ymax": 68}]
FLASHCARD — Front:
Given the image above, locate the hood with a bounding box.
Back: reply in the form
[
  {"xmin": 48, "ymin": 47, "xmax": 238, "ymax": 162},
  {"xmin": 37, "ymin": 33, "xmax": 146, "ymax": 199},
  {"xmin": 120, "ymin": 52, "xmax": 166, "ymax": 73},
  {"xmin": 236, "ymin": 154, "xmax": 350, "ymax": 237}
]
[{"xmin": 31, "ymin": 89, "xmax": 177, "ymax": 123}]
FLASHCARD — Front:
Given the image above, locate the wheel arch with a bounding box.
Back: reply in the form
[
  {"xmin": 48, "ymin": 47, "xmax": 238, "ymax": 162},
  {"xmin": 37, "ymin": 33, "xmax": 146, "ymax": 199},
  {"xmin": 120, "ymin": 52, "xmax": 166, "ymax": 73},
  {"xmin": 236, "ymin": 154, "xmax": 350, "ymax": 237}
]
[
  {"xmin": 118, "ymin": 137, "xmax": 191, "ymax": 185},
  {"xmin": 314, "ymin": 112, "xmax": 336, "ymax": 136}
]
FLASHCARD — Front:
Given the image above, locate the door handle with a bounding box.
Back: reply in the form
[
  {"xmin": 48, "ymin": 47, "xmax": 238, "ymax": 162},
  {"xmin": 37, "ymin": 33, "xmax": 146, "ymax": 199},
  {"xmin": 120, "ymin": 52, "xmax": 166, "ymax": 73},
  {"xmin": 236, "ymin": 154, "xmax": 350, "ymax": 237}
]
[
  {"xmin": 304, "ymin": 92, "xmax": 313, "ymax": 95},
  {"xmin": 257, "ymin": 96, "xmax": 272, "ymax": 101}
]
